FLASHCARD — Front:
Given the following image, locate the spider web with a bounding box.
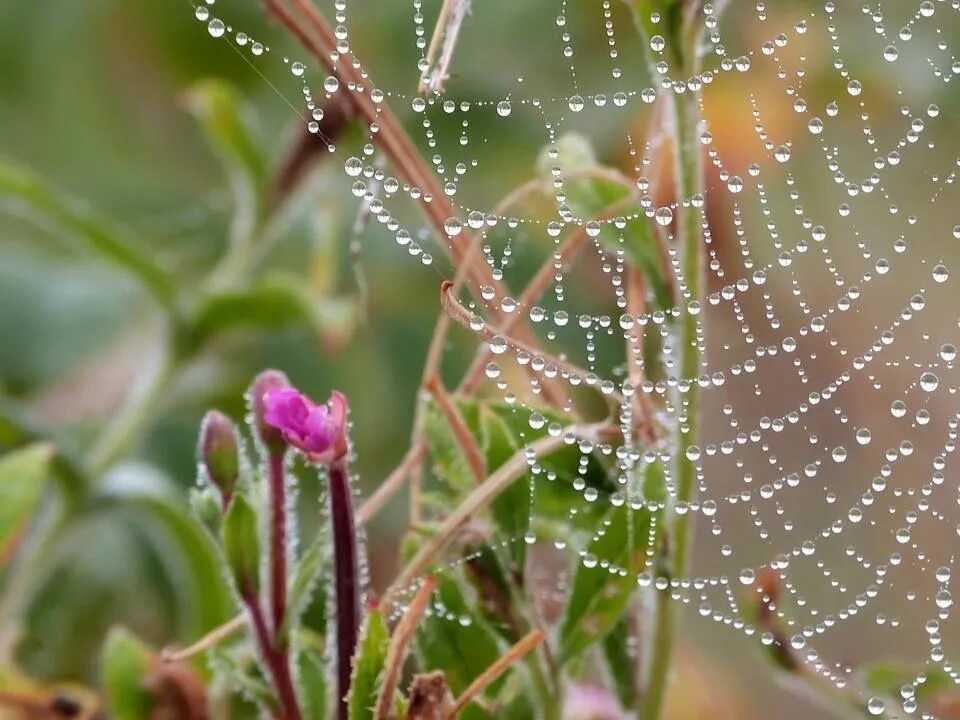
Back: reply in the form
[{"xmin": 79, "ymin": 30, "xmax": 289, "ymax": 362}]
[{"xmin": 192, "ymin": 0, "xmax": 960, "ymax": 715}]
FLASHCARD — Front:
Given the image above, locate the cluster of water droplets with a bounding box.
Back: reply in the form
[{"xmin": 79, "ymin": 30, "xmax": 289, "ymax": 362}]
[{"xmin": 191, "ymin": 0, "xmax": 960, "ymax": 714}]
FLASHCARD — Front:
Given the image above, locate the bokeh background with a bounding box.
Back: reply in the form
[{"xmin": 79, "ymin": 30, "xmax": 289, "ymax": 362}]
[{"xmin": 0, "ymin": 0, "xmax": 958, "ymax": 717}]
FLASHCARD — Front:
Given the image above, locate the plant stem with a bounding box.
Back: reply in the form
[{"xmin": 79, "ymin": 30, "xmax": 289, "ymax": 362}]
[
  {"xmin": 268, "ymin": 451, "xmax": 289, "ymax": 640},
  {"xmin": 329, "ymin": 458, "xmax": 360, "ymax": 720},
  {"xmin": 642, "ymin": 53, "xmax": 705, "ymax": 720},
  {"xmin": 242, "ymin": 585, "xmax": 303, "ymax": 720}
]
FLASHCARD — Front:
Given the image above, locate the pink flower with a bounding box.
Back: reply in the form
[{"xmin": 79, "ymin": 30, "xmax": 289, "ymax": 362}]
[{"xmin": 262, "ymin": 386, "xmax": 348, "ymax": 462}]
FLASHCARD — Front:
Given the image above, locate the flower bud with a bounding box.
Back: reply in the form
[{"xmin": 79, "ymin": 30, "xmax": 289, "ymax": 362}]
[
  {"xmin": 199, "ymin": 410, "xmax": 240, "ymax": 505},
  {"xmin": 249, "ymin": 369, "xmax": 292, "ymax": 455}
]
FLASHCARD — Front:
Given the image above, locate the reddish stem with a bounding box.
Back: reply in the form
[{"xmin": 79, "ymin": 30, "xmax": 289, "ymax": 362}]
[
  {"xmin": 242, "ymin": 585, "xmax": 303, "ymax": 720},
  {"xmin": 329, "ymin": 458, "xmax": 360, "ymax": 720},
  {"xmin": 268, "ymin": 451, "xmax": 288, "ymax": 641}
]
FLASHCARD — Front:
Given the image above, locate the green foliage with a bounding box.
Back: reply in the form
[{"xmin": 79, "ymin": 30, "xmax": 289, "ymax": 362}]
[
  {"xmin": 603, "ymin": 618, "xmax": 639, "ymax": 709},
  {"xmin": 347, "ymin": 607, "xmax": 390, "ymax": 720},
  {"xmin": 283, "ymin": 532, "xmax": 329, "ymax": 639},
  {"xmin": 186, "ymin": 80, "xmax": 268, "ymax": 205},
  {"xmin": 415, "ymin": 576, "xmax": 501, "ymax": 719},
  {"xmin": 861, "ymin": 662, "xmax": 954, "ymax": 705},
  {"xmin": 101, "ymin": 627, "xmax": 155, "ymax": 720},
  {"xmin": 297, "ymin": 646, "xmax": 329, "ymax": 720},
  {"xmin": 0, "ymin": 161, "xmax": 177, "ymax": 310},
  {"xmin": 221, "ymin": 492, "xmax": 261, "ymax": 594},
  {"xmin": 484, "ymin": 408, "xmax": 532, "ymax": 574},
  {"xmin": 185, "ymin": 276, "xmax": 341, "ymax": 352},
  {"xmin": 209, "ymin": 646, "xmax": 278, "ymax": 712},
  {"xmin": 559, "ymin": 499, "xmax": 656, "ymax": 663}
]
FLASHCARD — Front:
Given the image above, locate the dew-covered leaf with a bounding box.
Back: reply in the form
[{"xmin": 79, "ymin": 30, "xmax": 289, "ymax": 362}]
[
  {"xmin": 558, "ymin": 500, "xmax": 655, "ymax": 663},
  {"xmin": 422, "ymin": 398, "xmax": 480, "ymax": 494},
  {"xmin": 483, "ymin": 408, "xmax": 530, "ymax": 574}
]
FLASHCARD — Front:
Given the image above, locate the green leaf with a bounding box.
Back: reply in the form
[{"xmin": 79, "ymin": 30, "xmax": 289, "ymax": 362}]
[
  {"xmin": 221, "ymin": 492, "xmax": 261, "ymax": 595},
  {"xmin": 186, "ymin": 80, "xmax": 267, "ymax": 202},
  {"xmin": 186, "ymin": 276, "xmax": 347, "ymax": 351},
  {"xmin": 535, "ymin": 134, "xmax": 670, "ymax": 310},
  {"xmin": 416, "ymin": 576, "xmax": 502, "ymax": 702},
  {"xmin": 101, "ymin": 627, "xmax": 155, "ymax": 720},
  {"xmin": 0, "ymin": 398, "xmax": 88, "ymax": 504},
  {"xmin": 0, "ymin": 443, "xmax": 54, "ymax": 559},
  {"xmin": 297, "ymin": 646, "xmax": 329, "ymax": 720},
  {"xmin": 209, "ymin": 646, "xmax": 278, "ymax": 712},
  {"xmin": 559, "ymin": 500, "xmax": 656, "ymax": 663},
  {"xmin": 283, "ymin": 533, "xmax": 329, "ymax": 639},
  {"xmin": 862, "ymin": 662, "xmax": 954, "ymax": 704},
  {"xmin": 462, "ymin": 543, "xmax": 520, "ymax": 643},
  {"xmin": 422, "ymin": 399, "xmax": 478, "ymax": 494},
  {"xmin": 603, "ymin": 617, "xmax": 638, "ymax": 709},
  {"xmin": 483, "ymin": 408, "xmax": 530, "ymax": 574},
  {"xmin": 347, "ymin": 607, "xmax": 390, "ymax": 720},
  {"xmin": 97, "ymin": 475, "xmax": 233, "ymax": 638},
  {"xmin": 0, "ymin": 160, "xmax": 176, "ymax": 310}
]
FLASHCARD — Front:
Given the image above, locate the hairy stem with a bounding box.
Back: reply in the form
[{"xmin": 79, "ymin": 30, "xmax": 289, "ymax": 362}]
[
  {"xmin": 642, "ymin": 77, "xmax": 705, "ymax": 720},
  {"xmin": 242, "ymin": 585, "xmax": 303, "ymax": 720},
  {"xmin": 329, "ymin": 458, "xmax": 360, "ymax": 720},
  {"xmin": 268, "ymin": 451, "xmax": 289, "ymax": 640}
]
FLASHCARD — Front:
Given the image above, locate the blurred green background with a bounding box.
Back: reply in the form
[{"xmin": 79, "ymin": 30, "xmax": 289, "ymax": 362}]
[{"xmin": 0, "ymin": 0, "xmax": 958, "ymax": 717}]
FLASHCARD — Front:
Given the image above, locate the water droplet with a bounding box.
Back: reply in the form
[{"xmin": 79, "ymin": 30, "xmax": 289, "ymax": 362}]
[
  {"xmin": 655, "ymin": 207, "xmax": 674, "ymax": 226},
  {"xmin": 207, "ymin": 18, "xmax": 226, "ymax": 37},
  {"xmin": 919, "ymin": 372, "xmax": 939, "ymax": 392}
]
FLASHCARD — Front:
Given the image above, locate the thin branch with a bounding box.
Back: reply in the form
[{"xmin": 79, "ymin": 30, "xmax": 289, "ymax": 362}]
[
  {"xmin": 382, "ymin": 423, "xmax": 612, "ymax": 610},
  {"xmin": 374, "ymin": 576, "xmax": 439, "ymax": 720},
  {"xmin": 424, "ymin": 375, "xmax": 486, "ymax": 484},
  {"xmin": 440, "ymin": 282, "xmax": 626, "ymax": 406},
  {"xmin": 458, "ymin": 192, "xmax": 648, "ymax": 395},
  {"xmin": 266, "ymin": 0, "xmax": 569, "ymax": 409},
  {"xmin": 444, "ymin": 630, "xmax": 545, "ymax": 720},
  {"xmin": 418, "ymin": 0, "xmax": 470, "ymax": 95},
  {"xmin": 161, "ymin": 614, "xmax": 247, "ymax": 663}
]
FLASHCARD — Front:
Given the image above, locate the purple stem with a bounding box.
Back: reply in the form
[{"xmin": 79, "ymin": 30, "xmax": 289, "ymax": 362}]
[
  {"xmin": 329, "ymin": 458, "xmax": 360, "ymax": 720},
  {"xmin": 268, "ymin": 451, "xmax": 289, "ymax": 641},
  {"xmin": 242, "ymin": 585, "xmax": 303, "ymax": 720}
]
